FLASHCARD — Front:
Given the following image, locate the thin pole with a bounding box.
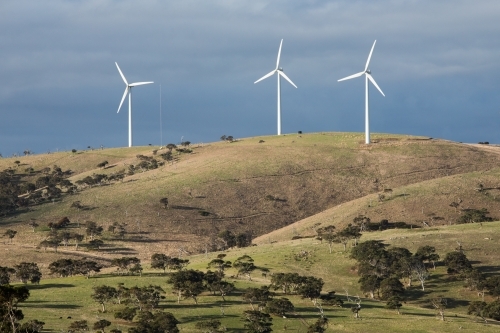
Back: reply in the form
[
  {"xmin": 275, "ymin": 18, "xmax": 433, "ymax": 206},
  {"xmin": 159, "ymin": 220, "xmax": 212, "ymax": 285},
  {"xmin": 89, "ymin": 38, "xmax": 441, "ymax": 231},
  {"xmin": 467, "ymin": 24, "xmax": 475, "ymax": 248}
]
[
  {"xmin": 277, "ymin": 73, "xmax": 281, "ymax": 135},
  {"xmin": 365, "ymin": 74, "xmax": 370, "ymax": 144},
  {"xmin": 128, "ymin": 88, "xmax": 132, "ymax": 147},
  {"xmin": 160, "ymin": 84, "xmax": 163, "ymax": 147}
]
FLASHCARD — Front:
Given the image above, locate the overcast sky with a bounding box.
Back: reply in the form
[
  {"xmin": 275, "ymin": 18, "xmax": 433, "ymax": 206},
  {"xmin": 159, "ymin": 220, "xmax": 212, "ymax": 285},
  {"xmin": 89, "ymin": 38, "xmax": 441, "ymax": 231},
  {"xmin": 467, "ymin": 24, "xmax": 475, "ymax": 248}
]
[{"xmin": 1, "ymin": 0, "xmax": 499, "ymax": 156}]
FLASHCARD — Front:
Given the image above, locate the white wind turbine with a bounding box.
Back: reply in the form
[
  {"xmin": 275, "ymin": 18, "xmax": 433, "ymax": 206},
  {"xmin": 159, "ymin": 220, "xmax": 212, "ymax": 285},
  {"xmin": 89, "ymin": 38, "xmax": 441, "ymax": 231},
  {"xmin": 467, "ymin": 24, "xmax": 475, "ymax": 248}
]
[
  {"xmin": 115, "ymin": 62, "xmax": 154, "ymax": 147},
  {"xmin": 338, "ymin": 40, "xmax": 385, "ymax": 144},
  {"xmin": 254, "ymin": 39, "xmax": 297, "ymax": 135}
]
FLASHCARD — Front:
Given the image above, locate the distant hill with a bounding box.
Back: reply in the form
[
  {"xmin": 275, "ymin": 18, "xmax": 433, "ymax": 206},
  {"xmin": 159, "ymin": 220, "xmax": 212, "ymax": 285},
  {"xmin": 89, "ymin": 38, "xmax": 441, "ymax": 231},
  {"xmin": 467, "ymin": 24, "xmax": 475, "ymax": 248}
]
[{"xmin": 1, "ymin": 132, "xmax": 500, "ymax": 266}]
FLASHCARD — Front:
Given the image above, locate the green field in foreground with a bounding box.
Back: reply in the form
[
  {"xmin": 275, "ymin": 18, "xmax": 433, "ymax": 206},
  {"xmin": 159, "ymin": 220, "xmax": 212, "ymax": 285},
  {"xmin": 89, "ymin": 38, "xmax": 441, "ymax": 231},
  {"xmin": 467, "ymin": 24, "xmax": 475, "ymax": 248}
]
[{"xmin": 16, "ymin": 222, "xmax": 500, "ymax": 332}]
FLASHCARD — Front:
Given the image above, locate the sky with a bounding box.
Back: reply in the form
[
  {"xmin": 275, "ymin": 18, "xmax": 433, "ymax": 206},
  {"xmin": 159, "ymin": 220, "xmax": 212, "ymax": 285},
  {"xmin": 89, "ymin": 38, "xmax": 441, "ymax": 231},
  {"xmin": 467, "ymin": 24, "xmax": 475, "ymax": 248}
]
[{"xmin": 1, "ymin": 0, "xmax": 500, "ymax": 156}]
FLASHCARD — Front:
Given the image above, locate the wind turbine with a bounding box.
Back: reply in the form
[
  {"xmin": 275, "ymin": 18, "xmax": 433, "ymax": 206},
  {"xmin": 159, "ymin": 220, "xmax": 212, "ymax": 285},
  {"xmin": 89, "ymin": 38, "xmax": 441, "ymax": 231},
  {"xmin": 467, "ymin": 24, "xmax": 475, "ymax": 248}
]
[
  {"xmin": 115, "ymin": 62, "xmax": 154, "ymax": 147},
  {"xmin": 338, "ymin": 40, "xmax": 385, "ymax": 144},
  {"xmin": 254, "ymin": 39, "xmax": 297, "ymax": 135}
]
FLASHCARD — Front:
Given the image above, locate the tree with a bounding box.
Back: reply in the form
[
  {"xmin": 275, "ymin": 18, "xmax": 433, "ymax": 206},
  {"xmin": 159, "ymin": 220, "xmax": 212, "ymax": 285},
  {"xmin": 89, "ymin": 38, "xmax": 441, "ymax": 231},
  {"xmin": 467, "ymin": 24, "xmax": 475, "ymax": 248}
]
[
  {"xmin": 150, "ymin": 254, "xmax": 170, "ymax": 273},
  {"xmin": 167, "ymin": 270, "xmax": 205, "ymax": 304},
  {"xmin": 443, "ymin": 252, "xmax": 472, "ymax": 274},
  {"xmin": 350, "ymin": 240, "xmax": 387, "ymax": 263},
  {"xmin": 412, "ymin": 261, "xmax": 430, "ymax": 291},
  {"xmin": 385, "ymin": 296, "xmax": 403, "ymax": 315},
  {"xmin": 14, "ymin": 263, "xmax": 41, "ymax": 284},
  {"xmin": 207, "ymin": 258, "xmax": 232, "ymax": 277},
  {"xmin": 307, "ymin": 317, "xmax": 328, "ymax": 333},
  {"xmin": 468, "ymin": 301, "xmax": 487, "ymax": 323},
  {"xmin": 336, "ymin": 224, "xmax": 361, "ymax": 251},
  {"xmin": 0, "ymin": 284, "xmax": 30, "ymax": 333},
  {"xmin": 74, "ymin": 259, "xmax": 102, "ymax": 278},
  {"xmin": 91, "ymin": 285, "xmax": 117, "ymax": 312},
  {"xmin": 85, "ymin": 221, "xmax": 103, "ymax": 240},
  {"xmin": 195, "ymin": 319, "xmax": 221, "ymax": 333},
  {"xmin": 242, "ymin": 310, "xmax": 272, "ymax": 333},
  {"xmin": 93, "ymin": 319, "xmax": 111, "ymax": 333},
  {"xmin": 266, "ymin": 298, "xmax": 294, "ymax": 317},
  {"xmin": 483, "ymin": 300, "xmax": 500, "ymax": 321},
  {"xmin": 111, "ymin": 257, "xmax": 141, "ymax": 275},
  {"xmin": 48, "ymin": 259, "xmax": 77, "ymax": 277},
  {"xmin": 243, "ymin": 286, "xmax": 274, "ymax": 310},
  {"xmin": 18, "ymin": 319, "xmax": 45, "ymax": 333},
  {"xmin": 430, "ymin": 297, "xmax": 447, "ymax": 321},
  {"xmin": 358, "ymin": 275, "xmax": 380, "ymax": 299},
  {"xmin": 457, "ymin": 208, "xmax": 494, "ymax": 224},
  {"xmin": 0, "ymin": 266, "xmax": 15, "ymax": 285},
  {"xmin": 379, "ymin": 277, "xmax": 405, "ymax": 300},
  {"xmin": 97, "ymin": 161, "xmax": 109, "ymax": 169},
  {"xmin": 68, "ymin": 320, "xmax": 88, "ymax": 333},
  {"xmin": 483, "ymin": 276, "xmax": 500, "ymax": 299},
  {"xmin": 233, "ymin": 255, "xmax": 256, "ymax": 280},
  {"xmin": 218, "ymin": 230, "xmax": 236, "ymax": 249},
  {"xmin": 3, "ymin": 230, "xmax": 17, "ymax": 243},
  {"xmin": 129, "ymin": 311, "xmax": 179, "ymax": 333},
  {"xmin": 128, "ymin": 285, "xmax": 165, "ymax": 311},
  {"xmin": 88, "ymin": 239, "xmax": 104, "ymax": 251},
  {"xmin": 114, "ymin": 307, "xmax": 136, "ymax": 321},
  {"xmin": 159, "ymin": 198, "xmax": 169, "ymax": 209},
  {"xmin": 297, "ymin": 276, "xmax": 324, "ymax": 304},
  {"xmin": 316, "ymin": 225, "xmax": 336, "ymax": 254},
  {"xmin": 415, "ymin": 245, "xmax": 440, "ymax": 269}
]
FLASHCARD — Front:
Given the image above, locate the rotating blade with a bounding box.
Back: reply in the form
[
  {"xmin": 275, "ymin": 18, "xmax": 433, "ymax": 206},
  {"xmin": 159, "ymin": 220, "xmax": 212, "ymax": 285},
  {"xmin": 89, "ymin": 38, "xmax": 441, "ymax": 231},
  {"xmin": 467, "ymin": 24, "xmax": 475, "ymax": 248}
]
[
  {"xmin": 115, "ymin": 62, "xmax": 128, "ymax": 85},
  {"xmin": 279, "ymin": 71, "xmax": 297, "ymax": 88},
  {"xmin": 254, "ymin": 70, "xmax": 276, "ymax": 84},
  {"xmin": 367, "ymin": 74, "xmax": 385, "ymax": 96}
]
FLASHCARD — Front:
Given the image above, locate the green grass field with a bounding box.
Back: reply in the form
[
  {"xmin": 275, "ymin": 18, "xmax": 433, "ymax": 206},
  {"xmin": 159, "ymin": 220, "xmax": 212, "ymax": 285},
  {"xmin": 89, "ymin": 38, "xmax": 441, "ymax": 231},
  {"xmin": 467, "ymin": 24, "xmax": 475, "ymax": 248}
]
[{"xmin": 15, "ymin": 221, "xmax": 500, "ymax": 332}]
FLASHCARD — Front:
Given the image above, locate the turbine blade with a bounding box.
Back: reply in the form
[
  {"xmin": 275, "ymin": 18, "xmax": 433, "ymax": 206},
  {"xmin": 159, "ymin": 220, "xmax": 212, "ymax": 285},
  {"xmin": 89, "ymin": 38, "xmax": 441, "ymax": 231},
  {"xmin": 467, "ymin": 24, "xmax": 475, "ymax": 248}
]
[
  {"xmin": 115, "ymin": 62, "xmax": 128, "ymax": 85},
  {"xmin": 276, "ymin": 39, "xmax": 283, "ymax": 70},
  {"xmin": 279, "ymin": 71, "xmax": 297, "ymax": 88},
  {"xmin": 367, "ymin": 74, "xmax": 385, "ymax": 96},
  {"xmin": 117, "ymin": 87, "xmax": 128, "ymax": 113},
  {"xmin": 338, "ymin": 71, "xmax": 364, "ymax": 82},
  {"xmin": 129, "ymin": 81, "xmax": 154, "ymax": 87},
  {"xmin": 364, "ymin": 40, "xmax": 377, "ymax": 72},
  {"xmin": 254, "ymin": 70, "xmax": 276, "ymax": 84}
]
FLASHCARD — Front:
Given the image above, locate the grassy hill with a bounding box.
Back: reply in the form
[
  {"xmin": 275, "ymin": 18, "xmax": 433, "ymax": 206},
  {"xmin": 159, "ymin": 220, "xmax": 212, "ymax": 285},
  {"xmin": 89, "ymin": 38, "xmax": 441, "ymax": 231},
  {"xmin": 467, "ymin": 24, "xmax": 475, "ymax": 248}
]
[{"xmin": 1, "ymin": 133, "xmax": 500, "ymax": 265}]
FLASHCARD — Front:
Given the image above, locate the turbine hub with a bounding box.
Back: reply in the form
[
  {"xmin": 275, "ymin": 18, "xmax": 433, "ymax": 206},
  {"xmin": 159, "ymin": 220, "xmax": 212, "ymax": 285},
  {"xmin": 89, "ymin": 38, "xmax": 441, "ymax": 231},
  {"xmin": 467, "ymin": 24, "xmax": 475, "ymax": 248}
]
[
  {"xmin": 278, "ymin": 67, "xmax": 283, "ymax": 71},
  {"xmin": 366, "ymin": 69, "xmax": 371, "ymax": 74}
]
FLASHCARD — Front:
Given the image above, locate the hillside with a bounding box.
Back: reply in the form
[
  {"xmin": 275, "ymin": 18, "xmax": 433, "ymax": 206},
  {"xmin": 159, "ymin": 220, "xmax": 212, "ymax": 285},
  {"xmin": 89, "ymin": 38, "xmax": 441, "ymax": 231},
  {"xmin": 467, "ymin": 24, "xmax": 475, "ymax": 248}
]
[{"xmin": 1, "ymin": 132, "xmax": 500, "ymax": 265}]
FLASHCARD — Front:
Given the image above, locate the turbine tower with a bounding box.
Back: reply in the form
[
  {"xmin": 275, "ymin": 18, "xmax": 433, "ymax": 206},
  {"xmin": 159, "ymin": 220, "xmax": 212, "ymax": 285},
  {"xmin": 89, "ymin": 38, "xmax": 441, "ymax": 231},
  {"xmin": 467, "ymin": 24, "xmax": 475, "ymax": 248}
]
[
  {"xmin": 254, "ymin": 39, "xmax": 297, "ymax": 135},
  {"xmin": 338, "ymin": 40, "xmax": 385, "ymax": 144},
  {"xmin": 115, "ymin": 62, "xmax": 154, "ymax": 147}
]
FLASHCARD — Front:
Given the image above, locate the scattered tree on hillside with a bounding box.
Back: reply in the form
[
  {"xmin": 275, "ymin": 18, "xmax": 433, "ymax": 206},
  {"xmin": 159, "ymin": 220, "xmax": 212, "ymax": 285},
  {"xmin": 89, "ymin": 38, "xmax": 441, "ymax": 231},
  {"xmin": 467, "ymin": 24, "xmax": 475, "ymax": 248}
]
[
  {"xmin": 0, "ymin": 266, "xmax": 15, "ymax": 285},
  {"xmin": 415, "ymin": 245, "xmax": 440, "ymax": 270},
  {"xmin": 14, "ymin": 262, "xmax": 41, "ymax": 284},
  {"xmin": 233, "ymin": 255, "xmax": 257, "ymax": 280},
  {"xmin": 128, "ymin": 285, "xmax": 165, "ymax": 311},
  {"xmin": 316, "ymin": 225, "xmax": 336, "ymax": 253},
  {"xmin": 129, "ymin": 311, "xmax": 179, "ymax": 333},
  {"xmin": 85, "ymin": 221, "xmax": 103, "ymax": 240},
  {"xmin": 91, "ymin": 285, "xmax": 117, "ymax": 312},
  {"xmin": 68, "ymin": 320, "xmax": 88, "ymax": 333},
  {"xmin": 307, "ymin": 317, "xmax": 328, "ymax": 333},
  {"xmin": 3, "ymin": 229, "xmax": 17, "ymax": 243},
  {"xmin": 93, "ymin": 319, "xmax": 111, "ymax": 333},
  {"xmin": 457, "ymin": 208, "xmax": 494, "ymax": 224},
  {"xmin": 167, "ymin": 270, "xmax": 205, "ymax": 304},
  {"xmin": 207, "ymin": 257, "xmax": 232, "ymax": 277},
  {"xmin": 266, "ymin": 298, "xmax": 294, "ymax": 317},
  {"xmin": 243, "ymin": 286, "xmax": 274, "ymax": 310},
  {"xmin": 27, "ymin": 220, "xmax": 39, "ymax": 232},
  {"xmin": 443, "ymin": 252, "xmax": 472, "ymax": 274},
  {"xmin": 242, "ymin": 310, "xmax": 272, "ymax": 333},
  {"xmin": 114, "ymin": 307, "xmax": 136, "ymax": 322},
  {"xmin": 159, "ymin": 197, "xmax": 169, "ymax": 209},
  {"xmin": 385, "ymin": 296, "xmax": 403, "ymax": 315},
  {"xmin": 195, "ymin": 319, "xmax": 222, "ymax": 333},
  {"xmin": 0, "ymin": 285, "xmax": 32, "ymax": 333},
  {"xmin": 468, "ymin": 301, "xmax": 488, "ymax": 323},
  {"xmin": 379, "ymin": 277, "xmax": 405, "ymax": 300},
  {"xmin": 431, "ymin": 297, "xmax": 447, "ymax": 321},
  {"xmin": 97, "ymin": 161, "xmax": 109, "ymax": 169},
  {"xmin": 111, "ymin": 257, "xmax": 141, "ymax": 275}
]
